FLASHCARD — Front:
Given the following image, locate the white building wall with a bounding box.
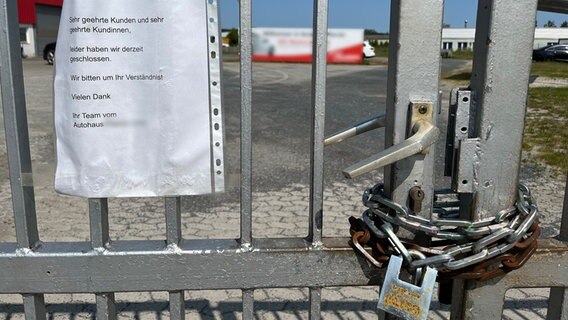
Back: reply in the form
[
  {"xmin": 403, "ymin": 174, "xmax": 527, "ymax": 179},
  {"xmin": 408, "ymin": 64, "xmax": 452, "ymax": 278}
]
[{"xmin": 442, "ymin": 28, "xmax": 568, "ymax": 50}]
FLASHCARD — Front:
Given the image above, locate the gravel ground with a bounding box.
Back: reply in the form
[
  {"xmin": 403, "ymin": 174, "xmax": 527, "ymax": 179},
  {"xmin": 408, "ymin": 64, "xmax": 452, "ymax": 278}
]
[
  {"xmin": 529, "ymin": 76, "xmax": 568, "ymax": 88},
  {"xmin": 0, "ymin": 59, "xmax": 565, "ymax": 319}
]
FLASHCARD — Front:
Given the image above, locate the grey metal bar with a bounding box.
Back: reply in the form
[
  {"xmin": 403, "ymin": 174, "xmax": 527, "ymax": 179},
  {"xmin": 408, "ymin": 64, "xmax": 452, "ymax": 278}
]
[
  {"xmin": 458, "ymin": 240, "xmax": 568, "ymax": 319},
  {"xmin": 309, "ymin": 288, "xmax": 322, "ymax": 320},
  {"xmin": 538, "ymin": 0, "xmax": 568, "ymax": 13},
  {"xmin": 324, "ymin": 114, "xmax": 386, "ymax": 146},
  {"xmin": 468, "ymin": 0, "xmax": 538, "ymax": 221},
  {"xmin": 547, "ymin": 289, "xmax": 568, "ymax": 320},
  {"xmin": 456, "ymin": 2, "xmax": 538, "ymax": 316},
  {"xmin": 450, "ymin": 280, "xmax": 465, "ymax": 320},
  {"xmin": 206, "ymin": 0, "xmax": 225, "ymax": 193},
  {"xmin": 89, "ymin": 199, "xmax": 111, "ymax": 248},
  {"xmin": 169, "ymin": 291, "xmax": 185, "ymax": 320},
  {"xmin": 0, "ymin": 0, "xmax": 40, "ymax": 251},
  {"xmin": 547, "ymin": 176, "xmax": 568, "ymax": 320},
  {"xmin": 95, "ymin": 293, "xmax": 117, "ymax": 320},
  {"xmin": 22, "ymin": 295, "xmax": 46, "ymax": 320},
  {"xmin": 558, "ymin": 175, "xmax": 568, "ymax": 242},
  {"xmin": 384, "ymin": 0, "xmax": 443, "ymax": 232},
  {"xmin": 242, "ymin": 289, "xmax": 254, "ymax": 319},
  {"xmin": 88, "ymin": 199, "xmax": 116, "ymax": 320},
  {"xmin": 0, "ymin": 1, "xmax": 46, "ymax": 318},
  {"xmin": 165, "ymin": 197, "xmax": 182, "ymax": 246},
  {"xmin": 165, "ymin": 197, "xmax": 185, "ymax": 319},
  {"xmin": 239, "ymin": 0, "xmax": 253, "ymax": 247},
  {"xmin": 307, "ymin": 0, "xmax": 329, "ymax": 245},
  {"xmin": 0, "ymin": 237, "xmax": 386, "ymax": 293}
]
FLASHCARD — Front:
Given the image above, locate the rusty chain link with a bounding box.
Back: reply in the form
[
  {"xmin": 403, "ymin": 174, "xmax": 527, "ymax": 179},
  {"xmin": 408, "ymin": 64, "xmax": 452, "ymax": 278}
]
[{"xmin": 349, "ymin": 183, "xmax": 540, "ymax": 281}]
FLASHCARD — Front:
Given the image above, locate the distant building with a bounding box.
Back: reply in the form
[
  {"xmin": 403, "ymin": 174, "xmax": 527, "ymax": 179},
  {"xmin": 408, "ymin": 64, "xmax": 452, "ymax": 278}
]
[
  {"xmin": 364, "ymin": 34, "xmax": 389, "ymax": 46},
  {"xmin": 18, "ymin": 0, "xmax": 63, "ymax": 58},
  {"xmin": 367, "ymin": 28, "xmax": 568, "ymax": 51},
  {"xmin": 442, "ymin": 28, "xmax": 568, "ymax": 51}
]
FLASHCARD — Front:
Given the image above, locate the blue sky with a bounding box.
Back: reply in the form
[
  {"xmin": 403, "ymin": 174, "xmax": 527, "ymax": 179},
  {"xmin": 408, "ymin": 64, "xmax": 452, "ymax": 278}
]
[{"xmin": 219, "ymin": 0, "xmax": 567, "ymax": 31}]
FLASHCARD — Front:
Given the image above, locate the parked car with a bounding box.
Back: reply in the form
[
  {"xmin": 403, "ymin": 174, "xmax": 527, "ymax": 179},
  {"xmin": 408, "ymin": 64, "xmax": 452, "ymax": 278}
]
[
  {"xmin": 532, "ymin": 44, "xmax": 568, "ymax": 61},
  {"xmin": 363, "ymin": 41, "xmax": 376, "ymax": 58},
  {"xmin": 43, "ymin": 42, "xmax": 56, "ymax": 65}
]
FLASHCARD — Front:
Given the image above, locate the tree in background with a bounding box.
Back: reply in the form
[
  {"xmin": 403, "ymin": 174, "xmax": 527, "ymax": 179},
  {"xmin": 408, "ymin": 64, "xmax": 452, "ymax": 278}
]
[
  {"xmin": 544, "ymin": 20, "xmax": 557, "ymax": 28},
  {"xmin": 227, "ymin": 28, "xmax": 239, "ymax": 46},
  {"xmin": 561, "ymin": 21, "xmax": 568, "ymax": 28}
]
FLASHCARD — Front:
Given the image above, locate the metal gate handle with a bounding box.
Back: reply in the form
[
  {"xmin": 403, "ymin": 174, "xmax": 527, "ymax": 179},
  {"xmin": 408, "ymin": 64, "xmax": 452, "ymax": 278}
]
[
  {"xmin": 325, "ymin": 101, "xmax": 439, "ymax": 179},
  {"xmin": 344, "ymin": 116, "xmax": 439, "ymax": 178}
]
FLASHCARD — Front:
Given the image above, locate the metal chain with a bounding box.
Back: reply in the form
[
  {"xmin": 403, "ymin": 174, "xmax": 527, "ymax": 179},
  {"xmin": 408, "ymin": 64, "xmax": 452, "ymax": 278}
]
[{"xmin": 349, "ymin": 183, "xmax": 540, "ymax": 281}]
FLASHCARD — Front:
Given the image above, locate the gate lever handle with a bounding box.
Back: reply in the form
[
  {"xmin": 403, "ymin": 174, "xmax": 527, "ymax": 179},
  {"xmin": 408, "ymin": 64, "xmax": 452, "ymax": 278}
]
[
  {"xmin": 343, "ymin": 112, "xmax": 440, "ymax": 179},
  {"xmin": 324, "ymin": 114, "xmax": 386, "ymax": 146}
]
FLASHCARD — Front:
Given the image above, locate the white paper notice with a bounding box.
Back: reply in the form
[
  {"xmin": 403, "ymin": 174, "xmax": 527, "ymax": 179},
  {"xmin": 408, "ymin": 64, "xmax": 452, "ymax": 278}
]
[{"xmin": 54, "ymin": 0, "xmax": 225, "ymax": 197}]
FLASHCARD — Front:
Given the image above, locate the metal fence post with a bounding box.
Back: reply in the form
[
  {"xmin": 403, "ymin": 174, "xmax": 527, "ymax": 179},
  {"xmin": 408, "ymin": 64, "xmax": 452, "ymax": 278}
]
[
  {"xmin": 546, "ymin": 175, "xmax": 568, "ymax": 320},
  {"xmin": 0, "ymin": 1, "xmax": 46, "ymax": 319},
  {"xmin": 89, "ymin": 198, "xmax": 117, "ymax": 320},
  {"xmin": 307, "ymin": 0, "xmax": 328, "ymax": 248},
  {"xmin": 467, "ymin": 0, "xmax": 538, "ymax": 221},
  {"xmin": 384, "ymin": 0, "xmax": 443, "ymax": 234},
  {"xmin": 452, "ymin": 0, "xmax": 538, "ymax": 318},
  {"xmin": 239, "ymin": 0, "xmax": 253, "ymax": 249},
  {"xmin": 165, "ymin": 197, "xmax": 185, "ymax": 320},
  {"xmin": 308, "ymin": 0, "xmax": 328, "ymax": 317}
]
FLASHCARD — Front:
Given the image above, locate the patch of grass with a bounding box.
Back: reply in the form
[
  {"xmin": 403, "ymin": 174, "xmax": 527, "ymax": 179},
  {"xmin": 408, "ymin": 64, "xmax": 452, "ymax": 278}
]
[
  {"xmin": 531, "ymin": 61, "xmax": 568, "ymax": 79},
  {"xmin": 444, "ymin": 61, "xmax": 568, "ymax": 82},
  {"xmin": 450, "ymin": 50, "xmax": 474, "ymax": 60},
  {"xmin": 523, "ymin": 87, "xmax": 568, "ymax": 172},
  {"xmin": 443, "ymin": 71, "xmax": 471, "ymax": 81},
  {"xmin": 373, "ymin": 45, "xmax": 389, "ymax": 58}
]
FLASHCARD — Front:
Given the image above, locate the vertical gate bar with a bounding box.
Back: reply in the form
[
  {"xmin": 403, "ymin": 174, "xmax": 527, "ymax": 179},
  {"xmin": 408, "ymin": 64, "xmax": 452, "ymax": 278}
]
[
  {"xmin": 0, "ymin": 0, "xmax": 40, "ymax": 252},
  {"xmin": 308, "ymin": 288, "xmax": 322, "ymax": 320},
  {"xmin": 89, "ymin": 198, "xmax": 110, "ymax": 248},
  {"xmin": 239, "ymin": 0, "xmax": 253, "ymax": 247},
  {"xmin": 165, "ymin": 197, "xmax": 182, "ymax": 246},
  {"xmin": 548, "ymin": 288, "xmax": 568, "ymax": 320},
  {"xmin": 384, "ymin": 0, "xmax": 443, "ymax": 231},
  {"xmin": 467, "ymin": 0, "xmax": 538, "ymax": 221},
  {"xmin": 546, "ymin": 175, "xmax": 568, "ymax": 320},
  {"xmin": 558, "ymin": 175, "xmax": 568, "ymax": 242},
  {"xmin": 88, "ymin": 199, "xmax": 117, "ymax": 320},
  {"xmin": 95, "ymin": 293, "xmax": 117, "ymax": 320},
  {"xmin": 449, "ymin": 280, "xmax": 465, "ymax": 320},
  {"xmin": 22, "ymin": 295, "xmax": 46, "ymax": 320},
  {"xmin": 460, "ymin": 281, "xmax": 508, "ymax": 319},
  {"xmin": 307, "ymin": 0, "xmax": 328, "ymax": 245},
  {"xmin": 165, "ymin": 197, "xmax": 185, "ymax": 319},
  {"xmin": 242, "ymin": 289, "xmax": 254, "ymax": 319},
  {"xmin": 0, "ymin": 1, "xmax": 46, "ymax": 319},
  {"xmin": 169, "ymin": 291, "xmax": 185, "ymax": 320}
]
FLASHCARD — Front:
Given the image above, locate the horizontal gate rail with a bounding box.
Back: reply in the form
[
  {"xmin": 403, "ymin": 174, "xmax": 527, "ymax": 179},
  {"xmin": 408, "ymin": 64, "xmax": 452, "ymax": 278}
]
[
  {"xmin": 0, "ymin": 238, "xmax": 383, "ymax": 293},
  {"xmin": 462, "ymin": 240, "xmax": 568, "ymax": 318}
]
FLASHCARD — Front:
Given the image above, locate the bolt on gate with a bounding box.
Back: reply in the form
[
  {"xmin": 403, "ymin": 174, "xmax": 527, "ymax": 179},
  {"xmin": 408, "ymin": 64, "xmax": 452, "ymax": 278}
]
[{"xmin": 1, "ymin": 0, "xmax": 568, "ymax": 319}]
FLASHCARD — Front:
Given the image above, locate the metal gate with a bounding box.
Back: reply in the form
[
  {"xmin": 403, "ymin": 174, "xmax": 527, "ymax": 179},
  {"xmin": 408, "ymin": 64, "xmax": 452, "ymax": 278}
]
[{"xmin": 1, "ymin": 0, "xmax": 567, "ymax": 319}]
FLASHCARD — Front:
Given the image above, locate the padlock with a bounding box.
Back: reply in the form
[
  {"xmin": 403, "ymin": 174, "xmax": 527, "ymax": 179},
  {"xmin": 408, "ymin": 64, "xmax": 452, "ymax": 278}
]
[{"xmin": 377, "ymin": 255, "xmax": 437, "ymax": 320}]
